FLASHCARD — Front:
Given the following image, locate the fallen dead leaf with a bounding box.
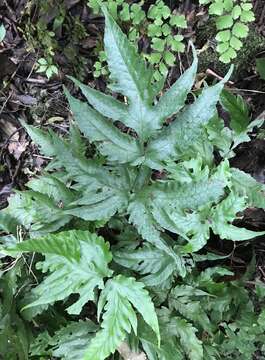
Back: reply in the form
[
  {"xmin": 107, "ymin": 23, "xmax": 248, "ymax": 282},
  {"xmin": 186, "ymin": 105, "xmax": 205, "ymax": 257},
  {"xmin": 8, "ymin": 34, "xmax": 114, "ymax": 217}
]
[{"xmin": 7, "ymin": 132, "xmax": 28, "ymax": 160}]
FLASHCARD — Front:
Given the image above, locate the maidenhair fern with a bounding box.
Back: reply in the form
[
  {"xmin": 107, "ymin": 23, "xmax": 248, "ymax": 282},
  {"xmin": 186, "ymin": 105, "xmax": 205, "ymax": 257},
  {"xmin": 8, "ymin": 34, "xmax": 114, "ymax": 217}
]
[
  {"xmin": 1, "ymin": 7, "xmax": 265, "ymax": 360},
  {"xmin": 199, "ymin": 0, "xmax": 255, "ymax": 63},
  {"xmin": 89, "ymin": 0, "xmax": 187, "ymax": 80}
]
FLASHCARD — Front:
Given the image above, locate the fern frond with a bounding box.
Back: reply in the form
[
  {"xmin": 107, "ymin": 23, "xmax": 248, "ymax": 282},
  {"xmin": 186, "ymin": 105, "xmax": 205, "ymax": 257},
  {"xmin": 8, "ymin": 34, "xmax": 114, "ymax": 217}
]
[
  {"xmin": 85, "ymin": 275, "xmax": 159, "ymax": 360},
  {"xmin": 13, "ymin": 231, "xmax": 112, "ymax": 314}
]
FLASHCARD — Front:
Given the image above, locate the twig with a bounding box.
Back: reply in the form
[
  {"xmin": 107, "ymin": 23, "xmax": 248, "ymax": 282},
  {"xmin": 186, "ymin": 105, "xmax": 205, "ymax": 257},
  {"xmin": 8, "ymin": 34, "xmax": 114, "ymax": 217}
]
[
  {"xmin": 229, "ymin": 88, "xmax": 265, "ymax": 94},
  {"xmin": 24, "ymin": 78, "xmax": 48, "ymax": 84},
  {"xmin": 0, "ymin": 90, "xmax": 13, "ymax": 116},
  {"xmin": 32, "ymin": 154, "xmax": 53, "ymax": 160},
  {"xmin": 206, "ymin": 68, "xmax": 234, "ymax": 85},
  {"xmin": 117, "ymin": 342, "xmax": 147, "ymax": 360},
  {"xmin": 27, "ymin": 51, "xmax": 39, "ymax": 80}
]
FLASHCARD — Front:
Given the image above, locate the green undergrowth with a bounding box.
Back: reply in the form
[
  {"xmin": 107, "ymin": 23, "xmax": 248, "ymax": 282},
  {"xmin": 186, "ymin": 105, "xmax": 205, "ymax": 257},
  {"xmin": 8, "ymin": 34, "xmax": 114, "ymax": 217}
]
[
  {"xmin": 21, "ymin": 0, "xmax": 88, "ymax": 79},
  {"xmin": 89, "ymin": 0, "xmax": 188, "ymax": 81},
  {"xmin": 1, "ymin": 7, "xmax": 265, "ymax": 360}
]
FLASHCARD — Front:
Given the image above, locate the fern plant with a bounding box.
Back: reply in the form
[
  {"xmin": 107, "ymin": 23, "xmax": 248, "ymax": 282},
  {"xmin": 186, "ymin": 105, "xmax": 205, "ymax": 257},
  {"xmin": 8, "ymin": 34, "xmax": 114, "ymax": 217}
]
[
  {"xmin": 89, "ymin": 0, "xmax": 187, "ymax": 80},
  {"xmin": 199, "ymin": 0, "xmax": 255, "ymax": 63},
  {"xmin": 1, "ymin": 7, "xmax": 265, "ymax": 360}
]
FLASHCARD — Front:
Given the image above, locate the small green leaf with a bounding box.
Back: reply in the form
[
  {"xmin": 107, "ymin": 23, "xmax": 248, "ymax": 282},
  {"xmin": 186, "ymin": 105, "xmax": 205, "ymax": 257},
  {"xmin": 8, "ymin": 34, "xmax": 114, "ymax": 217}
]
[
  {"xmin": 171, "ymin": 40, "xmax": 185, "ymax": 52},
  {"xmin": 216, "ymin": 30, "xmax": 231, "ymax": 42},
  {"xmin": 240, "ymin": 10, "xmax": 255, "ymax": 23},
  {"xmin": 130, "ymin": 3, "xmax": 145, "ymax": 25},
  {"xmin": 232, "ymin": 22, "xmax": 249, "ymax": 38},
  {"xmin": 147, "ymin": 23, "xmax": 162, "ymax": 37},
  {"xmin": 216, "ymin": 42, "xmax": 229, "ymax": 54},
  {"xmin": 169, "ymin": 14, "xmax": 187, "ymax": 28},
  {"xmin": 37, "ymin": 58, "xmax": 48, "ymax": 66},
  {"xmin": 216, "ymin": 15, "xmax": 234, "ymax": 30},
  {"xmin": 232, "ymin": 5, "xmax": 241, "ymax": 19},
  {"xmin": 223, "ymin": 0, "xmax": 233, "ymax": 11},
  {"xmin": 230, "ymin": 36, "xmax": 243, "ymax": 50},
  {"xmin": 94, "ymin": 70, "xmax": 101, "ymax": 78},
  {"xmin": 168, "ymin": 34, "xmax": 185, "ymax": 52},
  {"xmin": 119, "ymin": 3, "xmax": 130, "ymax": 21},
  {"xmin": 159, "ymin": 61, "xmax": 168, "ymax": 76},
  {"xmin": 154, "ymin": 18, "xmax": 163, "ymax": 26},
  {"xmin": 36, "ymin": 65, "xmax": 48, "ymax": 73},
  {"xmin": 162, "ymin": 23, "xmax": 171, "ymax": 36},
  {"xmin": 241, "ymin": 3, "xmax": 253, "ymax": 11},
  {"xmin": 152, "ymin": 37, "xmax": 165, "ymax": 52},
  {"xmin": 148, "ymin": 52, "xmax": 162, "ymax": 64},
  {"xmin": 164, "ymin": 51, "xmax": 175, "ymax": 66},
  {"xmin": 153, "ymin": 69, "xmax": 163, "ymax": 81},
  {"xmin": 219, "ymin": 47, "xmax": 237, "ymax": 63},
  {"xmin": 161, "ymin": 4, "xmax": 171, "ymax": 19},
  {"xmin": 209, "ymin": 2, "xmax": 224, "ymax": 15}
]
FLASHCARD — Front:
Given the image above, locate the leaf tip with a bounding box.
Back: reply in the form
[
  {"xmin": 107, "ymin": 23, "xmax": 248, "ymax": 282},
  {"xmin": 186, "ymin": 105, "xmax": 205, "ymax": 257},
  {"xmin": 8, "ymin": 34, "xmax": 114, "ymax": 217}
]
[
  {"xmin": 19, "ymin": 118, "xmax": 28, "ymax": 129},
  {"xmin": 223, "ymin": 64, "xmax": 234, "ymax": 83}
]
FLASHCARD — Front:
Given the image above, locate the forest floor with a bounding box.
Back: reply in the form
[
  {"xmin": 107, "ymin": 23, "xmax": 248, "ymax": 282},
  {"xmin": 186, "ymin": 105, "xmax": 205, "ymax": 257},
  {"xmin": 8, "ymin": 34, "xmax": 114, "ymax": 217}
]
[{"xmin": 1, "ymin": 0, "xmax": 265, "ymax": 283}]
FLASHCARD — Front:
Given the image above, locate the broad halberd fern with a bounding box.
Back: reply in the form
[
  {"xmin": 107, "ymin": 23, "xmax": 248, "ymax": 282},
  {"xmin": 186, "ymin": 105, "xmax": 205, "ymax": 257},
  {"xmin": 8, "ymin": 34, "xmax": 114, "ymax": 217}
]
[{"xmin": 1, "ymin": 7, "xmax": 265, "ymax": 360}]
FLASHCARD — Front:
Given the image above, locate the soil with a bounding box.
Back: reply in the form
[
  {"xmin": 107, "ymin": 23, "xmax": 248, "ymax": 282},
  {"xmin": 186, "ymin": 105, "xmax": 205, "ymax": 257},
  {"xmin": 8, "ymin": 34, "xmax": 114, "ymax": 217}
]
[{"xmin": 1, "ymin": 0, "xmax": 265, "ymax": 280}]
